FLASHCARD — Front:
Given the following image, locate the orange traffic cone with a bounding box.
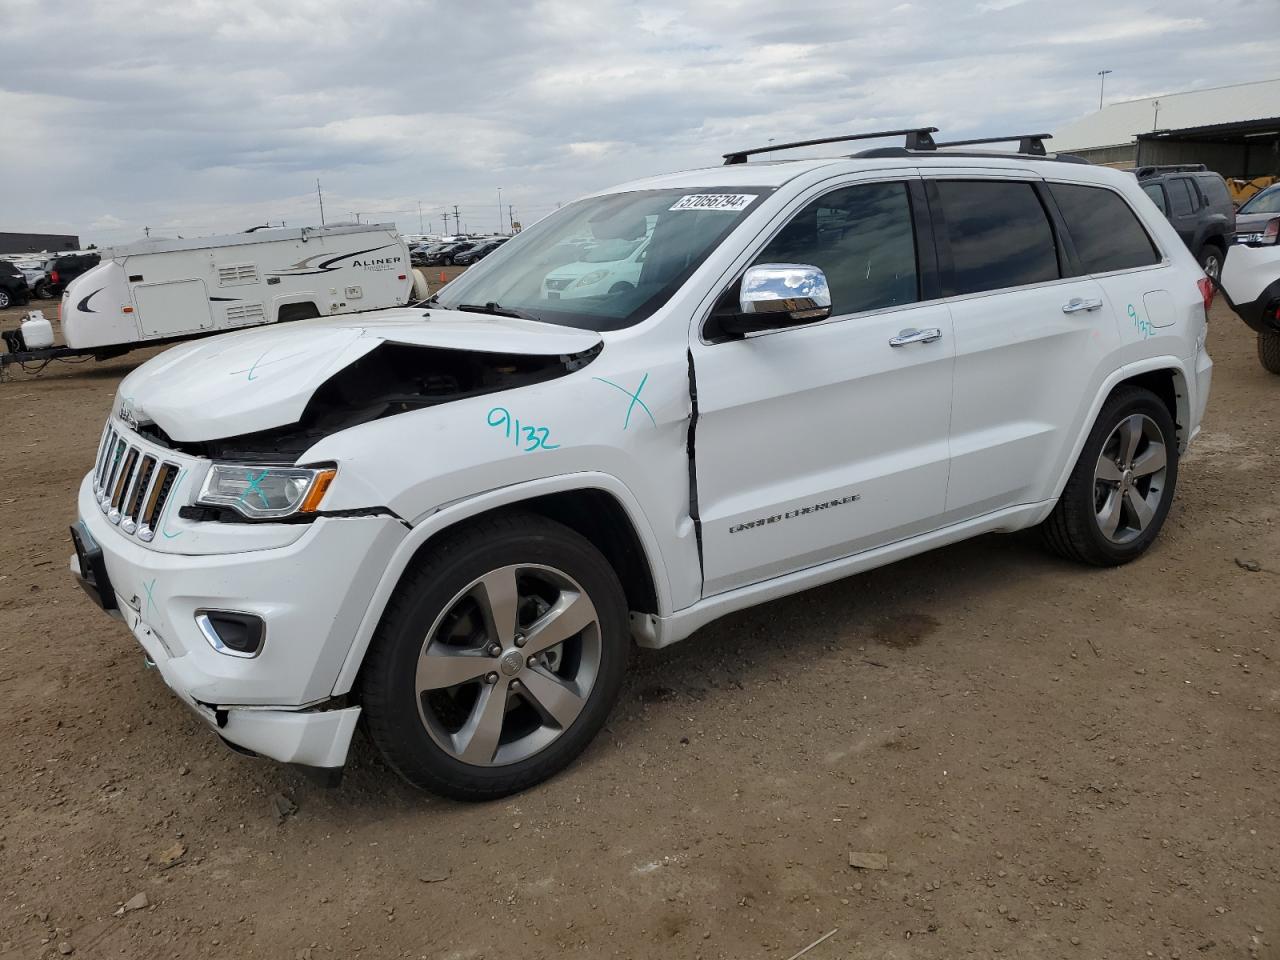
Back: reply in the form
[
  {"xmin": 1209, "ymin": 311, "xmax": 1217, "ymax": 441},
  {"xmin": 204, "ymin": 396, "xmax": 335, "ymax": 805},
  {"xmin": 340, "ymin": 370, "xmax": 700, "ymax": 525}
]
[{"xmin": 439, "ymin": 271, "xmax": 446, "ymax": 283}]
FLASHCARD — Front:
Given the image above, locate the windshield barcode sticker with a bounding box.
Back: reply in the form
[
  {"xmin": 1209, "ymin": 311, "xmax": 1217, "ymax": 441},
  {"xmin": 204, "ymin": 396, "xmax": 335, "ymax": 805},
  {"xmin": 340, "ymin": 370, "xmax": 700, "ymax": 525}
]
[{"xmin": 669, "ymin": 194, "xmax": 757, "ymax": 212}]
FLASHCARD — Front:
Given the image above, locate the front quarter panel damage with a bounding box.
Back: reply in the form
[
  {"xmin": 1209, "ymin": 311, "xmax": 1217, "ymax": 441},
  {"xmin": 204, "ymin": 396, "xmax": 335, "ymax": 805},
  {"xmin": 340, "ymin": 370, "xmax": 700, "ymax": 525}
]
[{"xmin": 300, "ymin": 340, "xmax": 697, "ymax": 606}]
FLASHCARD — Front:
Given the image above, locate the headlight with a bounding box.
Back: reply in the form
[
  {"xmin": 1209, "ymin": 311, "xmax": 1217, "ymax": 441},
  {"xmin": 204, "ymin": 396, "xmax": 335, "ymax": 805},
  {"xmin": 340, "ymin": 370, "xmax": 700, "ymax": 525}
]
[
  {"xmin": 574, "ymin": 270, "xmax": 609, "ymax": 287},
  {"xmin": 197, "ymin": 464, "xmax": 336, "ymax": 520}
]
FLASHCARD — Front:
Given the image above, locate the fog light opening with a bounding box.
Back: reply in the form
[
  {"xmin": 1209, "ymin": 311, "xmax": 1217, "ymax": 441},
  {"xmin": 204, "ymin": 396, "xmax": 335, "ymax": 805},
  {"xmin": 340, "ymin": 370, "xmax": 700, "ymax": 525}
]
[{"xmin": 195, "ymin": 610, "xmax": 266, "ymax": 659}]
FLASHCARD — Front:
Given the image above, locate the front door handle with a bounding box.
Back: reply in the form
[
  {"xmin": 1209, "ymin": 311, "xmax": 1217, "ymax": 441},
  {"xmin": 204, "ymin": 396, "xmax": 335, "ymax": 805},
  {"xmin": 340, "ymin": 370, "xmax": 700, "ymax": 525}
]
[
  {"xmin": 1062, "ymin": 297, "xmax": 1104, "ymax": 314},
  {"xmin": 889, "ymin": 327, "xmax": 942, "ymax": 347}
]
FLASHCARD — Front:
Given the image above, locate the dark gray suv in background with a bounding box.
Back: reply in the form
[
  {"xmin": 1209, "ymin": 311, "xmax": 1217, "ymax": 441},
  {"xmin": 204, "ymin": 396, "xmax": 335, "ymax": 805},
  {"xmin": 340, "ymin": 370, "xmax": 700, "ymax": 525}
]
[{"xmin": 1135, "ymin": 164, "xmax": 1235, "ymax": 282}]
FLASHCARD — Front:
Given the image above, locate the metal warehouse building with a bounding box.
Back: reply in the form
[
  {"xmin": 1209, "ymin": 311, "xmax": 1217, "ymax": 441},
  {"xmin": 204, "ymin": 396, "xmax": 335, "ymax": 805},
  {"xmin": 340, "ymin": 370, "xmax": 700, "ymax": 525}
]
[
  {"xmin": 1053, "ymin": 77, "xmax": 1280, "ymax": 178},
  {"xmin": 0, "ymin": 232, "xmax": 81, "ymax": 255}
]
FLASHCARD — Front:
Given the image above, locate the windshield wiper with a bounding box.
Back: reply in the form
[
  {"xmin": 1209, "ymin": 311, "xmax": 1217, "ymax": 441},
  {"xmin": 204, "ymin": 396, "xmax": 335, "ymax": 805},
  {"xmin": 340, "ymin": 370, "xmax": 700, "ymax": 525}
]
[{"xmin": 454, "ymin": 301, "xmax": 540, "ymax": 322}]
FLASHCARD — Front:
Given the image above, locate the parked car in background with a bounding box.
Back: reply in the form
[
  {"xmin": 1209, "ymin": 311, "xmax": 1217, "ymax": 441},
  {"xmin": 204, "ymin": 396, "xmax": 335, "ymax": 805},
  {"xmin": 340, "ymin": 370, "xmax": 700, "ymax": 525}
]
[
  {"xmin": 14, "ymin": 259, "xmax": 48, "ymax": 289},
  {"xmin": 0, "ymin": 260, "xmax": 31, "ymax": 309},
  {"xmin": 422, "ymin": 240, "xmax": 478, "ymax": 266},
  {"xmin": 1222, "ymin": 209, "xmax": 1280, "ymax": 373},
  {"xmin": 1135, "ymin": 165, "xmax": 1234, "ymax": 283},
  {"xmin": 1234, "ymin": 183, "xmax": 1280, "ymax": 244},
  {"xmin": 451, "ymin": 237, "xmax": 508, "ymax": 266},
  {"xmin": 33, "ymin": 252, "xmax": 101, "ymax": 298},
  {"xmin": 411, "ymin": 243, "xmax": 448, "ymax": 267}
]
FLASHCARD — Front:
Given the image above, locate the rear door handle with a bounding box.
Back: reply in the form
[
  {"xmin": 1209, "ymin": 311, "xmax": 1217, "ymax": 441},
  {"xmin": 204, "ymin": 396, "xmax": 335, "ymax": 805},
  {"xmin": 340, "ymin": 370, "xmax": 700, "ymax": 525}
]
[
  {"xmin": 888, "ymin": 327, "xmax": 942, "ymax": 347},
  {"xmin": 1062, "ymin": 297, "xmax": 1104, "ymax": 314}
]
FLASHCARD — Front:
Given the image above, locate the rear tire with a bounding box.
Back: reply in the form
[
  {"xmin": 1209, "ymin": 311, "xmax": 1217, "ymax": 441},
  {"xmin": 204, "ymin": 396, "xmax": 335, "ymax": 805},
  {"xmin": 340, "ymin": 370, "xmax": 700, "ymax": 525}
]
[
  {"xmin": 360, "ymin": 512, "xmax": 629, "ymax": 800},
  {"xmin": 1258, "ymin": 331, "xmax": 1280, "ymax": 375},
  {"xmin": 32, "ymin": 280, "xmax": 52, "ymax": 299},
  {"xmin": 1198, "ymin": 245, "xmax": 1223, "ymax": 289},
  {"xmin": 0, "ymin": 289, "xmax": 11, "ymax": 309},
  {"xmin": 1042, "ymin": 386, "xmax": 1178, "ymax": 566}
]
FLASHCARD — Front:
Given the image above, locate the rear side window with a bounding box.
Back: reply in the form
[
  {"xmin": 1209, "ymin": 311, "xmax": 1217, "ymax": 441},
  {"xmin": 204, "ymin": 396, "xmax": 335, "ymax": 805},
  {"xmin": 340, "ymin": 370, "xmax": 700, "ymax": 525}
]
[
  {"xmin": 753, "ymin": 181, "xmax": 919, "ymax": 316},
  {"xmin": 1169, "ymin": 178, "xmax": 1197, "ymax": 216},
  {"xmin": 1197, "ymin": 175, "xmax": 1230, "ymax": 207},
  {"xmin": 1048, "ymin": 183, "xmax": 1161, "ymax": 273},
  {"xmin": 1142, "ymin": 183, "xmax": 1168, "ymax": 215},
  {"xmin": 934, "ymin": 180, "xmax": 1059, "ymax": 296}
]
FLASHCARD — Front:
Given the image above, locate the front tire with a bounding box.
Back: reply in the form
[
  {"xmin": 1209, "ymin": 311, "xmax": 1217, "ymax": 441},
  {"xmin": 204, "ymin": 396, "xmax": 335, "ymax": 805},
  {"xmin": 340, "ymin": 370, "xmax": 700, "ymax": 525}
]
[
  {"xmin": 1042, "ymin": 386, "xmax": 1178, "ymax": 566},
  {"xmin": 1258, "ymin": 331, "xmax": 1280, "ymax": 375},
  {"xmin": 0, "ymin": 289, "xmax": 11, "ymax": 309},
  {"xmin": 32, "ymin": 280, "xmax": 52, "ymax": 299},
  {"xmin": 360, "ymin": 512, "xmax": 629, "ymax": 800}
]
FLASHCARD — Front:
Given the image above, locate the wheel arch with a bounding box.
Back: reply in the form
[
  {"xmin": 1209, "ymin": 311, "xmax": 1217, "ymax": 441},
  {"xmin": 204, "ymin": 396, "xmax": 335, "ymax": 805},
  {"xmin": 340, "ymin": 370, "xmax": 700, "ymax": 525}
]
[
  {"xmin": 330, "ymin": 472, "xmax": 669, "ymax": 696},
  {"xmin": 1049, "ymin": 357, "xmax": 1193, "ymax": 505},
  {"xmin": 274, "ymin": 298, "xmax": 322, "ymax": 323},
  {"xmin": 1199, "ymin": 231, "xmax": 1228, "ymax": 257}
]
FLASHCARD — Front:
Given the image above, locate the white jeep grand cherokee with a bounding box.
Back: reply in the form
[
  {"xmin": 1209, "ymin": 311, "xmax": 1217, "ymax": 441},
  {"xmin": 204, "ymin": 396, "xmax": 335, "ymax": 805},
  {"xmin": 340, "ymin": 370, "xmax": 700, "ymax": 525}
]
[{"xmin": 71, "ymin": 129, "xmax": 1214, "ymax": 799}]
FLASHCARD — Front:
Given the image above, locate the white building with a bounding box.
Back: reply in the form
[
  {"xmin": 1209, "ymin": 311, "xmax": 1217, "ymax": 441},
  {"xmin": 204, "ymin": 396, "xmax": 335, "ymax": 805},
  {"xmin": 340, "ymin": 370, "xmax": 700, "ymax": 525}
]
[{"xmin": 1053, "ymin": 78, "xmax": 1280, "ymax": 177}]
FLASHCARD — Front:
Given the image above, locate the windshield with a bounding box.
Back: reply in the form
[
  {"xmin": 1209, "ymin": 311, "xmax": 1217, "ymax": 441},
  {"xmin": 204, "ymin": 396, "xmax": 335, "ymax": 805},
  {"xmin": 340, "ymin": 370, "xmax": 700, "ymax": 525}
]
[
  {"xmin": 433, "ymin": 188, "xmax": 770, "ymax": 331},
  {"xmin": 1240, "ymin": 188, "xmax": 1280, "ymax": 215}
]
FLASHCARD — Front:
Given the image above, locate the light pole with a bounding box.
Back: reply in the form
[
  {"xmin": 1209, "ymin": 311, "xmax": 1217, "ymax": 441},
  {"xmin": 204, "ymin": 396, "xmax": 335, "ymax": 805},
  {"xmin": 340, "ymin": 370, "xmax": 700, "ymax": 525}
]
[
  {"xmin": 497, "ymin": 187, "xmax": 504, "ymax": 235},
  {"xmin": 418, "ymin": 200, "xmax": 424, "ymax": 234},
  {"xmin": 1097, "ymin": 69, "xmax": 1112, "ymax": 110}
]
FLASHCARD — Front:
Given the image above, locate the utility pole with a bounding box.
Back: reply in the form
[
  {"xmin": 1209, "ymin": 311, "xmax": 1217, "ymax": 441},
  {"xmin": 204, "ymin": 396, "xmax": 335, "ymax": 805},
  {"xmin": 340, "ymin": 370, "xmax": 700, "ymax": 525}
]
[
  {"xmin": 316, "ymin": 178, "xmax": 326, "ymax": 225},
  {"xmin": 508, "ymin": 204, "xmax": 515, "ymax": 233},
  {"xmin": 453, "ymin": 205, "xmax": 461, "ymax": 235},
  {"xmin": 144, "ymin": 226, "xmax": 150, "ymax": 238},
  {"xmin": 1153, "ymin": 99, "xmax": 1161, "ymax": 130},
  {"xmin": 497, "ymin": 187, "xmax": 504, "ymax": 234},
  {"xmin": 418, "ymin": 200, "xmax": 424, "ymax": 233},
  {"xmin": 1096, "ymin": 69, "xmax": 1112, "ymax": 110}
]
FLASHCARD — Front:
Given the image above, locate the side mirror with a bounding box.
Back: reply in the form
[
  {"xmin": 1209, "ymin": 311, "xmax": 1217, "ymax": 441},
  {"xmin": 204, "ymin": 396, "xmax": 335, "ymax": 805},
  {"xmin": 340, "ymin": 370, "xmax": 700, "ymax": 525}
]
[{"xmin": 719, "ymin": 264, "xmax": 832, "ymax": 335}]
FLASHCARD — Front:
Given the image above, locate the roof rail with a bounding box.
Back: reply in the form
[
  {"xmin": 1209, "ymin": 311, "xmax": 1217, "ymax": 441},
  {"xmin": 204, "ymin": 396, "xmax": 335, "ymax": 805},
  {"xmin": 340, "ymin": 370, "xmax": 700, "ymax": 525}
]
[
  {"xmin": 1134, "ymin": 163, "xmax": 1208, "ymax": 179},
  {"xmin": 934, "ymin": 133, "xmax": 1052, "ymax": 157},
  {"xmin": 722, "ymin": 127, "xmax": 939, "ymax": 165}
]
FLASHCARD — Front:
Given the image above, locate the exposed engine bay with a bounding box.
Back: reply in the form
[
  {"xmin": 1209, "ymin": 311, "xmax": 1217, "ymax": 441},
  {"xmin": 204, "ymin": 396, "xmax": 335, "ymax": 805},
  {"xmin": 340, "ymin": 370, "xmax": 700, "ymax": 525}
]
[{"xmin": 140, "ymin": 341, "xmax": 600, "ymax": 461}]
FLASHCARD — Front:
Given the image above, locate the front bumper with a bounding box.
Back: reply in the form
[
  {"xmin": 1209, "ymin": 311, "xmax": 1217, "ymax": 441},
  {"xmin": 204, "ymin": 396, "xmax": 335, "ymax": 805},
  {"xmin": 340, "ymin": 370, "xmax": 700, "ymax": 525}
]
[{"xmin": 72, "ymin": 474, "xmax": 406, "ymax": 768}]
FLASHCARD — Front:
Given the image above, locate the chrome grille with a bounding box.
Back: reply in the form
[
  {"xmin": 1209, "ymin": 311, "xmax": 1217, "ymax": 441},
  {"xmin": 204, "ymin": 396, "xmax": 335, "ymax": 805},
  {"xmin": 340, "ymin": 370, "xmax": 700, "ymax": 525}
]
[{"xmin": 91, "ymin": 424, "xmax": 182, "ymax": 541}]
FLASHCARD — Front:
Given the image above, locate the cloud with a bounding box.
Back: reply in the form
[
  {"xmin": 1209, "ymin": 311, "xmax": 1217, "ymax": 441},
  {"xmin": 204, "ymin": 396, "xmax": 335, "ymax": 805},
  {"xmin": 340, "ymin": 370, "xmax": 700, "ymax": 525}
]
[{"xmin": 0, "ymin": 0, "xmax": 1271, "ymax": 245}]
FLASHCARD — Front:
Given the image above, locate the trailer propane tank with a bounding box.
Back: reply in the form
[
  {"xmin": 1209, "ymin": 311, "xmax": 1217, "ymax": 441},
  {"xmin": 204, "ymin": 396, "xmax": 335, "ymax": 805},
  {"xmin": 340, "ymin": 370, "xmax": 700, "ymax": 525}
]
[{"xmin": 20, "ymin": 312, "xmax": 54, "ymax": 350}]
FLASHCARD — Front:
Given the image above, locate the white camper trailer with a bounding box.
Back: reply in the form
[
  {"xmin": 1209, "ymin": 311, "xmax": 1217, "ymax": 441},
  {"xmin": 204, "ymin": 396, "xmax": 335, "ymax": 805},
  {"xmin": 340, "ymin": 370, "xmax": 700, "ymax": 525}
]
[{"xmin": 2, "ymin": 223, "xmax": 424, "ymax": 371}]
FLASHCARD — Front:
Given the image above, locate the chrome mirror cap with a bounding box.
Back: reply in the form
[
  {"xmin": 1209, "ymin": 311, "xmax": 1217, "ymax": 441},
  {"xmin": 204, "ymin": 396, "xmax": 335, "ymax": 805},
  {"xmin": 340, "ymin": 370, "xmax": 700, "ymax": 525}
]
[{"xmin": 739, "ymin": 263, "xmax": 832, "ymax": 321}]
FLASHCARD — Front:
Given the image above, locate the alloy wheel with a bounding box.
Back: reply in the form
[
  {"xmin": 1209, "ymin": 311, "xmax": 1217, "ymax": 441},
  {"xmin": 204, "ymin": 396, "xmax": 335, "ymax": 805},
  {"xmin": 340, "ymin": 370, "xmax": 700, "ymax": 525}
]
[
  {"xmin": 1093, "ymin": 414, "xmax": 1168, "ymax": 544},
  {"xmin": 415, "ymin": 564, "xmax": 601, "ymax": 767}
]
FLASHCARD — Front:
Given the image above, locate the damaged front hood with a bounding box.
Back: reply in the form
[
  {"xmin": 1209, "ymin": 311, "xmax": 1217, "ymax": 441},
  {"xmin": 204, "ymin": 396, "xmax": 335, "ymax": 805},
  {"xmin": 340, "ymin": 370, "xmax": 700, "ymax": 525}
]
[{"xmin": 117, "ymin": 309, "xmax": 602, "ymax": 442}]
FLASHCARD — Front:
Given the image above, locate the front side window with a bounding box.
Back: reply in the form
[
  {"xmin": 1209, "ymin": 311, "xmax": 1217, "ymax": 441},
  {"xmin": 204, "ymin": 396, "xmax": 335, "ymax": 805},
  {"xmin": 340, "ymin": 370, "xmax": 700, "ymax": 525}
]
[
  {"xmin": 1049, "ymin": 183, "xmax": 1161, "ymax": 273},
  {"xmin": 935, "ymin": 180, "xmax": 1060, "ymax": 296},
  {"xmin": 750, "ymin": 182, "xmax": 918, "ymax": 316},
  {"xmin": 434, "ymin": 188, "xmax": 769, "ymax": 331},
  {"xmin": 1142, "ymin": 183, "xmax": 1168, "ymax": 215}
]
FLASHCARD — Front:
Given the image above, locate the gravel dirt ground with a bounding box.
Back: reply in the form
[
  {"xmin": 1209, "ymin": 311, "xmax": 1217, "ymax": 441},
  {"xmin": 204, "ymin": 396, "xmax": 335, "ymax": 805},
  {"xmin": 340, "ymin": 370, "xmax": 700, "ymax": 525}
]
[{"xmin": 1, "ymin": 290, "xmax": 1277, "ymax": 960}]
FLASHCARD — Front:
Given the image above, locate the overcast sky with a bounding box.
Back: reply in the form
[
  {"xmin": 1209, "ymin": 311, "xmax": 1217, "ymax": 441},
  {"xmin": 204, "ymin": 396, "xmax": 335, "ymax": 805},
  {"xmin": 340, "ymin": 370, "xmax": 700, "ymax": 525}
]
[{"xmin": 2, "ymin": 0, "xmax": 1275, "ymax": 245}]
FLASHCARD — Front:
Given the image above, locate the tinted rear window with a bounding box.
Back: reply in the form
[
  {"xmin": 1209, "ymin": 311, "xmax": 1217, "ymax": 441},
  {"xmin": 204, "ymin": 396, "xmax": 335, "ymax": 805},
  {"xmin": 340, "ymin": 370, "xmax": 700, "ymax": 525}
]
[
  {"xmin": 935, "ymin": 180, "xmax": 1060, "ymax": 296},
  {"xmin": 1196, "ymin": 175, "xmax": 1230, "ymax": 207},
  {"xmin": 1049, "ymin": 183, "xmax": 1161, "ymax": 274}
]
